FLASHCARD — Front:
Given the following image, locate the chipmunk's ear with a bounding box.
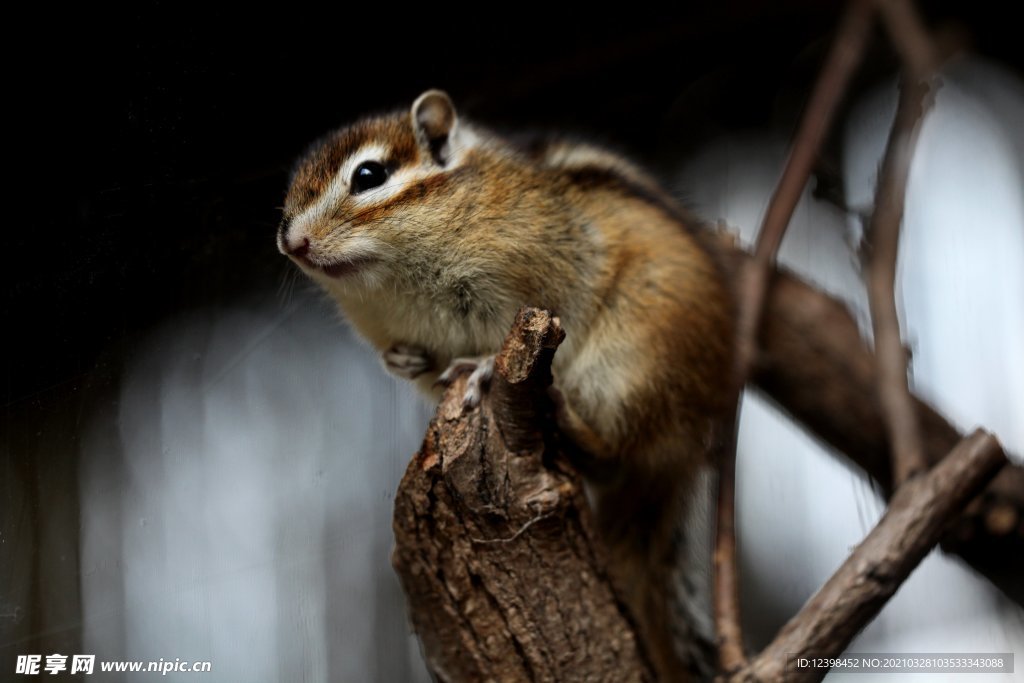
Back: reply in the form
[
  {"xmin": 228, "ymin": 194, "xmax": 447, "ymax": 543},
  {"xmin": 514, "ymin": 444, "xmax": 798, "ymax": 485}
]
[{"xmin": 412, "ymin": 90, "xmax": 458, "ymax": 166}]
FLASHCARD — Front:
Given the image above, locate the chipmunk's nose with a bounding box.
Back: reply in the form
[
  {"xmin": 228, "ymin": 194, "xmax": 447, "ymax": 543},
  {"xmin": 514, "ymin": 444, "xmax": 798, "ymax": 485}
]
[
  {"xmin": 278, "ymin": 218, "xmax": 311, "ymax": 258},
  {"xmin": 284, "ymin": 235, "xmax": 310, "ymax": 258}
]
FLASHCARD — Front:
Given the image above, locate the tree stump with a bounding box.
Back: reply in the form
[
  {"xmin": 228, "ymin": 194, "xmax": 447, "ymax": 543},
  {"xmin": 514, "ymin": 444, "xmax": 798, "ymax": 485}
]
[{"xmin": 392, "ymin": 308, "xmax": 654, "ymax": 683}]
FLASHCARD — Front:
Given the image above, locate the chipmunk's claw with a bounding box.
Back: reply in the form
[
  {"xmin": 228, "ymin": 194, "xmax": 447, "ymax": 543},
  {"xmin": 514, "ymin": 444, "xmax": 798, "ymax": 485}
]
[
  {"xmin": 383, "ymin": 344, "xmax": 431, "ymax": 380},
  {"xmin": 436, "ymin": 355, "xmax": 495, "ymax": 409}
]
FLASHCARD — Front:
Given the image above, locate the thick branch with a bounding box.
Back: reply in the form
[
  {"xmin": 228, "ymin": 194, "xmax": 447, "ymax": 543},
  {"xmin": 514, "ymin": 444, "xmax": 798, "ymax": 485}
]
[
  {"xmin": 735, "ymin": 430, "xmax": 1007, "ymax": 682},
  {"xmin": 392, "ymin": 307, "xmax": 654, "ymax": 683}
]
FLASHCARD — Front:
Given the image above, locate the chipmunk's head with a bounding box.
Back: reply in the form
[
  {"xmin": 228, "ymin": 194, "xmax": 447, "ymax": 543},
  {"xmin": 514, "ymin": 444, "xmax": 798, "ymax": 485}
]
[{"xmin": 278, "ymin": 90, "xmax": 481, "ymax": 291}]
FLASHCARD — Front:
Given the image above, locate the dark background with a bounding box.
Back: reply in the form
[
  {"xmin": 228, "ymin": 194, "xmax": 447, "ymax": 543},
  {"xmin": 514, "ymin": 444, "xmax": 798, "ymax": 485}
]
[
  {"xmin": 3, "ymin": 0, "xmax": 1020, "ymax": 664},
  {"xmin": 3, "ymin": 2, "xmax": 1020, "ymax": 408}
]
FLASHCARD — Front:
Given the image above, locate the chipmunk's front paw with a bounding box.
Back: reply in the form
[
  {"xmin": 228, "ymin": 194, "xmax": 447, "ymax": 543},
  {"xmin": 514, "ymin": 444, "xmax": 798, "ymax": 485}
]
[
  {"xmin": 383, "ymin": 344, "xmax": 432, "ymax": 380},
  {"xmin": 437, "ymin": 355, "xmax": 495, "ymax": 409}
]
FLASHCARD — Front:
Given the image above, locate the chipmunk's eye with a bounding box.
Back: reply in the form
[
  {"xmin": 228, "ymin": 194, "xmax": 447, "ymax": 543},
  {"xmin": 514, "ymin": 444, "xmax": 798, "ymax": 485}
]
[{"xmin": 351, "ymin": 161, "xmax": 389, "ymax": 194}]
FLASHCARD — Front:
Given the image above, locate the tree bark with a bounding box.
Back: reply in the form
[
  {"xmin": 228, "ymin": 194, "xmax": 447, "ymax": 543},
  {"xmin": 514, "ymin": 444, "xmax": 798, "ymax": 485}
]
[{"xmin": 392, "ymin": 308, "xmax": 655, "ymax": 683}]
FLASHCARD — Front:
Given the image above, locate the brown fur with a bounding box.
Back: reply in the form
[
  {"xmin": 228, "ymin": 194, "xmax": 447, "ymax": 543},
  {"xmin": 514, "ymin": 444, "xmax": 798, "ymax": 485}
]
[
  {"xmin": 285, "ymin": 114, "xmax": 421, "ymax": 215},
  {"xmin": 280, "ymin": 94, "xmax": 735, "ymax": 681}
]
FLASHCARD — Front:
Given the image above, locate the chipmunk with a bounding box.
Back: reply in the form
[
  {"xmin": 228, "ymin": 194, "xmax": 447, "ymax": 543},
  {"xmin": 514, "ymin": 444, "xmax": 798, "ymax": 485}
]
[{"xmin": 278, "ymin": 90, "xmax": 735, "ymax": 681}]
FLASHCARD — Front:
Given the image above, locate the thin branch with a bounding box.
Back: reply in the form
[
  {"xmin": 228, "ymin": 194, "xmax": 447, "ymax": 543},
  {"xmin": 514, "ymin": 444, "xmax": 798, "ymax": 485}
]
[
  {"xmin": 713, "ymin": 426, "xmax": 745, "ymax": 674},
  {"xmin": 864, "ymin": 0, "xmax": 940, "ymax": 488},
  {"xmin": 874, "ymin": 0, "xmax": 939, "ymax": 78},
  {"xmin": 716, "ymin": 1, "xmax": 875, "ymax": 671},
  {"xmin": 735, "ymin": 430, "xmax": 1007, "ymax": 683},
  {"xmin": 864, "ymin": 78, "xmax": 936, "ymax": 486}
]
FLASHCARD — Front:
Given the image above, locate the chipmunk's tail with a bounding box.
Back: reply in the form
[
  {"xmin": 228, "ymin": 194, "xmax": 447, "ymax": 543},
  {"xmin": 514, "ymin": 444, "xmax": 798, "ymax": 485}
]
[{"xmin": 595, "ymin": 463, "xmax": 718, "ymax": 682}]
